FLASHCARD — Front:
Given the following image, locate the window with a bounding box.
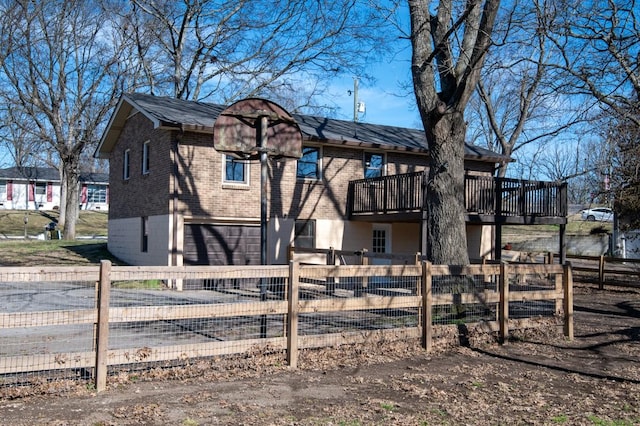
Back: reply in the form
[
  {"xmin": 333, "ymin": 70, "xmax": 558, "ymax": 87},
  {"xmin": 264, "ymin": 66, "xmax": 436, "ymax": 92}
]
[
  {"xmin": 224, "ymin": 155, "xmax": 248, "ymax": 184},
  {"xmin": 142, "ymin": 140, "xmax": 150, "ymax": 175},
  {"xmin": 294, "ymin": 220, "xmax": 315, "ymax": 249},
  {"xmin": 296, "ymin": 146, "xmax": 321, "ymax": 180},
  {"xmin": 372, "ymin": 228, "xmax": 387, "ymax": 254},
  {"xmin": 141, "ymin": 216, "xmax": 148, "ymax": 253},
  {"xmin": 0, "ymin": 181, "xmax": 5, "ymax": 200},
  {"xmin": 35, "ymin": 182, "xmax": 46, "ymax": 196},
  {"xmin": 87, "ymin": 185, "xmax": 107, "ymax": 203},
  {"xmin": 364, "ymin": 152, "xmax": 385, "ymax": 178},
  {"xmin": 123, "ymin": 149, "xmax": 130, "ymax": 180}
]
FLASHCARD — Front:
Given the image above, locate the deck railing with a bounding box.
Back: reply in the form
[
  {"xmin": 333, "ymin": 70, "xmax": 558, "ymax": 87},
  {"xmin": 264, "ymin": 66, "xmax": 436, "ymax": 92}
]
[{"xmin": 348, "ymin": 172, "xmax": 568, "ymax": 219}]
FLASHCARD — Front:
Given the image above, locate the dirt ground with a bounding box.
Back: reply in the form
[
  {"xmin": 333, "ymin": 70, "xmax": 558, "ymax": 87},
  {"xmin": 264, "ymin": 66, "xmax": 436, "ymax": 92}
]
[{"xmin": 1, "ymin": 281, "xmax": 639, "ymax": 426}]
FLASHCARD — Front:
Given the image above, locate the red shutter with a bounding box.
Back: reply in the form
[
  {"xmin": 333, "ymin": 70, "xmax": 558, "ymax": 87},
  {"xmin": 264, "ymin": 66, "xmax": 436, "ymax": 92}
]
[
  {"xmin": 28, "ymin": 183, "xmax": 34, "ymax": 202},
  {"xmin": 47, "ymin": 182, "xmax": 53, "ymax": 202},
  {"xmin": 6, "ymin": 181, "xmax": 12, "ymax": 201},
  {"xmin": 81, "ymin": 184, "xmax": 87, "ymax": 203},
  {"xmin": 106, "ymin": 185, "xmax": 109, "ymax": 203}
]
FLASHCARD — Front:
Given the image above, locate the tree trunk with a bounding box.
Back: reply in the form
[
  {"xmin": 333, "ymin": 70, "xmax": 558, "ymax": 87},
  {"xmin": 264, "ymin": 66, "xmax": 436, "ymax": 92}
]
[
  {"xmin": 58, "ymin": 166, "xmax": 67, "ymax": 229},
  {"xmin": 424, "ymin": 110, "xmax": 470, "ymax": 265},
  {"xmin": 62, "ymin": 162, "xmax": 80, "ymax": 240}
]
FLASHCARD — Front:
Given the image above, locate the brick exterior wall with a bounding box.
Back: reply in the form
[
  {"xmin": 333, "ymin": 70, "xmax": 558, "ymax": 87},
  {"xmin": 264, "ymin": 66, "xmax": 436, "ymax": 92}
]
[
  {"xmin": 108, "ymin": 112, "xmax": 173, "ymax": 219},
  {"xmin": 109, "ymin": 112, "xmax": 494, "ymax": 222}
]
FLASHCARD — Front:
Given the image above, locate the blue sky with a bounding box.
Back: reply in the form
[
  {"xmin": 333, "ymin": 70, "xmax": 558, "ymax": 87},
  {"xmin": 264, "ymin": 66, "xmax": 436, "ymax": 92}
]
[{"xmin": 321, "ymin": 57, "xmax": 422, "ymax": 130}]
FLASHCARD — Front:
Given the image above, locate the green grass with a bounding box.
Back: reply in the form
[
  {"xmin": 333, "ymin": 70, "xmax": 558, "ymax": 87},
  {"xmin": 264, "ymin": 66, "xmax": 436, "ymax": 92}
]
[
  {"xmin": 0, "ymin": 210, "xmax": 108, "ymax": 237},
  {"xmin": 504, "ymin": 218, "xmax": 613, "ymax": 237},
  {"xmin": 585, "ymin": 415, "xmax": 639, "ymax": 426},
  {"xmin": 0, "ymin": 239, "xmax": 122, "ymax": 266},
  {"xmin": 552, "ymin": 414, "xmax": 568, "ymax": 423},
  {"xmin": 113, "ymin": 279, "xmax": 163, "ymax": 290}
]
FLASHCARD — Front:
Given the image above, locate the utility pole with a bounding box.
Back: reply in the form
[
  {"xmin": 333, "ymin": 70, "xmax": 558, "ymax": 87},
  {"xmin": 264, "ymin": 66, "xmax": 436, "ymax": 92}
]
[{"xmin": 353, "ymin": 77, "xmax": 359, "ymax": 122}]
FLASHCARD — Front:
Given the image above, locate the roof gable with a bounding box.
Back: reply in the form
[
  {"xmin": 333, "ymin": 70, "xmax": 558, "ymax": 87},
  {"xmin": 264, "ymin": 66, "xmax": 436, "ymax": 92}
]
[{"xmin": 96, "ymin": 92, "xmax": 509, "ymax": 163}]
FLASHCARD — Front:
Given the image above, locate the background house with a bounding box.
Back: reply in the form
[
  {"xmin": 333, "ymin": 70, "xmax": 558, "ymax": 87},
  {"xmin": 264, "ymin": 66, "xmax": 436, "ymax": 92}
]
[
  {"xmin": 96, "ymin": 93, "xmax": 510, "ymax": 267},
  {"xmin": 0, "ymin": 167, "xmax": 109, "ymax": 211}
]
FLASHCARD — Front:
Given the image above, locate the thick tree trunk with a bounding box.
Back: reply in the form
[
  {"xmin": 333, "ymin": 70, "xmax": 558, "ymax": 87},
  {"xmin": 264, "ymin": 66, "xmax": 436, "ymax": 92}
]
[
  {"xmin": 62, "ymin": 162, "xmax": 80, "ymax": 240},
  {"xmin": 424, "ymin": 110, "xmax": 470, "ymax": 265},
  {"xmin": 58, "ymin": 167, "xmax": 67, "ymax": 228}
]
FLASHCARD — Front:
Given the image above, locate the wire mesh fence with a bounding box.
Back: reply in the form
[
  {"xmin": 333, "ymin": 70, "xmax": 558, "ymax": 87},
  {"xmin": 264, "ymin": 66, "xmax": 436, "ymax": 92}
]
[
  {"xmin": 0, "ymin": 269, "xmax": 99, "ymax": 385},
  {"xmin": 431, "ymin": 267, "xmax": 498, "ymax": 325},
  {"xmin": 0, "ymin": 260, "xmax": 572, "ymax": 391},
  {"xmin": 297, "ymin": 268, "xmax": 420, "ymax": 337}
]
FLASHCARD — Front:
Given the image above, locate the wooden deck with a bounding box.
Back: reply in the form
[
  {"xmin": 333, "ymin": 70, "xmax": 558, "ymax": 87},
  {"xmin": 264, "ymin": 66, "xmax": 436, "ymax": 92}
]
[{"xmin": 348, "ymin": 172, "xmax": 567, "ymax": 225}]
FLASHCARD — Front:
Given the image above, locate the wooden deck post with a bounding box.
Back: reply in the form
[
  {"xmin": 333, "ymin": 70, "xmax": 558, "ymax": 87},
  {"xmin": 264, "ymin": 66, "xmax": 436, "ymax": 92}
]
[
  {"xmin": 421, "ymin": 261, "xmax": 433, "ymax": 352},
  {"xmin": 598, "ymin": 255, "xmax": 605, "ymax": 290},
  {"xmin": 559, "ymin": 224, "xmax": 567, "ymax": 265},
  {"xmin": 95, "ymin": 260, "xmax": 111, "ymax": 392},
  {"xmin": 563, "ymin": 262, "xmax": 574, "ymax": 340},
  {"xmin": 287, "ymin": 261, "xmax": 300, "ymax": 368},
  {"xmin": 498, "ymin": 261, "xmax": 509, "ymax": 344}
]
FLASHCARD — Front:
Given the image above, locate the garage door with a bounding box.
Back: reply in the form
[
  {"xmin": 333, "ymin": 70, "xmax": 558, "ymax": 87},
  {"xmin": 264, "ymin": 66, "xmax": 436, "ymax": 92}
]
[{"xmin": 183, "ymin": 224, "xmax": 261, "ymax": 266}]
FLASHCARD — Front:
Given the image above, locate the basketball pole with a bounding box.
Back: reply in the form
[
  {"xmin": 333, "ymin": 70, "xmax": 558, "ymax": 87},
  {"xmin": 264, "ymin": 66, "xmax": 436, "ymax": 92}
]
[
  {"xmin": 213, "ymin": 98, "xmax": 303, "ymax": 340},
  {"xmin": 258, "ymin": 115, "xmax": 269, "ymax": 339}
]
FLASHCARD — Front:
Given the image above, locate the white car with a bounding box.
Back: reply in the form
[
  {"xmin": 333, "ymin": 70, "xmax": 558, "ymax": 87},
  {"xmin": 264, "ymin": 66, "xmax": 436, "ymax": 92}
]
[{"xmin": 581, "ymin": 207, "xmax": 614, "ymax": 222}]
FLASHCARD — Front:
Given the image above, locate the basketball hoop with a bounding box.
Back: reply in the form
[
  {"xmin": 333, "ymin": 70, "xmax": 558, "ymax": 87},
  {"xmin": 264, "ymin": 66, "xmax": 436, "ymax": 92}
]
[{"xmin": 213, "ymin": 98, "xmax": 303, "ymax": 160}]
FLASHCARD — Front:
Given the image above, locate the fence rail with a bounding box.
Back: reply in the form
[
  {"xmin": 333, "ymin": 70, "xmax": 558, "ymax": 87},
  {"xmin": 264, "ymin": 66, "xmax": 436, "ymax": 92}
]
[
  {"xmin": 567, "ymin": 254, "xmax": 640, "ymax": 289},
  {"xmin": 0, "ymin": 260, "xmax": 573, "ymax": 392}
]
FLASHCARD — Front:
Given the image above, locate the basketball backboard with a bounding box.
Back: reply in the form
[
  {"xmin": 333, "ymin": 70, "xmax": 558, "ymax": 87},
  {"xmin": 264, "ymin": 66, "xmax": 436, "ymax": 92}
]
[{"xmin": 213, "ymin": 98, "xmax": 303, "ymax": 160}]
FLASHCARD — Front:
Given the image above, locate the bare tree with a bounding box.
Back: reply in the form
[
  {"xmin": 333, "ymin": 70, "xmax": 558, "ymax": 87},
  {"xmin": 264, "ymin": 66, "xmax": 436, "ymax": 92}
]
[
  {"xmin": 121, "ymin": 0, "xmax": 390, "ymax": 107},
  {"xmin": 545, "ymin": 0, "xmax": 640, "ymax": 128},
  {"xmin": 608, "ymin": 103, "xmax": 640, "ymax": 228},
  {"xmin": 467, "ymin": 0, "xmax": 592, "ymax": 178},
  {"xmin": 408, "ymin": 0, "xmax": 501, "ymax": 265},
  {"xmin": 0, "ymin": 0, "xmax": 134, "ymax": 238}
]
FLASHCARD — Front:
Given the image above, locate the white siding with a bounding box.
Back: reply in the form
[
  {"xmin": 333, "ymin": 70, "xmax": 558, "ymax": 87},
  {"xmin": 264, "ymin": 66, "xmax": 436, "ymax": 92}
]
[{"xmin": 108, "ymin": 215, "xmax": 171, "ymax": 265}]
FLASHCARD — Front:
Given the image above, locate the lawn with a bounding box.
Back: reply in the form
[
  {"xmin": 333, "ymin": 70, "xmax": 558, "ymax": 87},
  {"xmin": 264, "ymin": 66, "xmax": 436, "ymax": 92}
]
[
  {"xmin": 0, "ymin": 239, "xmax": 121, "ymax": 266},
  {"xmin": 0, "ymin": 210, "xmax": 108, "ymax": 238},
  {"xmin": 0, "ymin": 210, "xmax": 112, "ymax": 266}
]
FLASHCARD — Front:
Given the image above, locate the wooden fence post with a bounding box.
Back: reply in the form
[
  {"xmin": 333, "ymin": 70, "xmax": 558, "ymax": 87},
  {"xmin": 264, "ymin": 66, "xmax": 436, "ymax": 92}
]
[
  {"xmin": 287, "ymin": 244, "xmax": 295, "ymax": 263},
  {"xmin": 555, "ymin": 271, "xmax": 563, "ymax": 315},
  {"xmin": 355, "ymin": 249, "xmax": 368, "ymax": 297},
  {"xmin": 326, "ymin": 247, "xmax": 336, "ymax": 295},
  {"xmin": 421, "ymin": 261, "xmax": 433, "ymax": 352},
  {"xmin": 547, "ymin": 252, "xmax": 554, "ymax": 265},
  {"xmin": 563, "ymin": 262, "xmax": 574, "ymax": 340},
  {"xmin": 598, "ymin": 254, "xmax": 605, "ymax": 290},
  {"xmin": 499, "ymin": 262, "xmax": 509, "ymax": 344},
  {"xmin": 287, "ymin": 261, "xmax": 300, "ymax": 368},
  {"xmin": 95, "ymin": 260, "xmax": 111, "ymax": 392}
]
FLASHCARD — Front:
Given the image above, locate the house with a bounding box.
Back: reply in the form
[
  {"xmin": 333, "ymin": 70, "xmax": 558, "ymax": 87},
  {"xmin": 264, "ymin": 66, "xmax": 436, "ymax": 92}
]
[
  {"xmin": 95, "ymin": 93, "xmax": 566, "ymax": 267},
  {"xmin": 0, "ymin": 167, "xmax": 109, "ymax": 211}
]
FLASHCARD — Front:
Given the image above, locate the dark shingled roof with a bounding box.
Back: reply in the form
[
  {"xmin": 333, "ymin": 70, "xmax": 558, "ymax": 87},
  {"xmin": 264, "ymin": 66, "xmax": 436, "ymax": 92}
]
[
  {"xmin": 114, "ymin": 93, "xmax": 509, "ymax": 162},
  {"xmin": 0, "ymin": 167, "xmax": 108, "ymax": 183}
]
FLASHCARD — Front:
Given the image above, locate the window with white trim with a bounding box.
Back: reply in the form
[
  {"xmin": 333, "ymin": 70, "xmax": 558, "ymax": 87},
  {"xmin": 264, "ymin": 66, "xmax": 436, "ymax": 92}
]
[
  {"xmin": 35, "ymin": 182, "xmax": 46, "ymax": 196},
  {"xmin": 0, "ymin": 181, "xmax": 6, "ymax": 200},
  {"xmin": 294, "ymin": 220, "xmax": 315, "ymax": 249},
  {"xmin": 123, "ymin": 149, "xmax": 130, "ymax": 180},
  {"xmin": 142, "ymin": 140, "xmax": 150, "ymax": 175},
  {"xmin": 223, "ymin": 155, "xmax": 249, "ymax": 184},
  {"xmin": 87, "ymin": 184, "xmax": 107, "ymax": 203},
  {"xmin": 296, "ymin": 146, "xmax": 321, "ymax": 180}
]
